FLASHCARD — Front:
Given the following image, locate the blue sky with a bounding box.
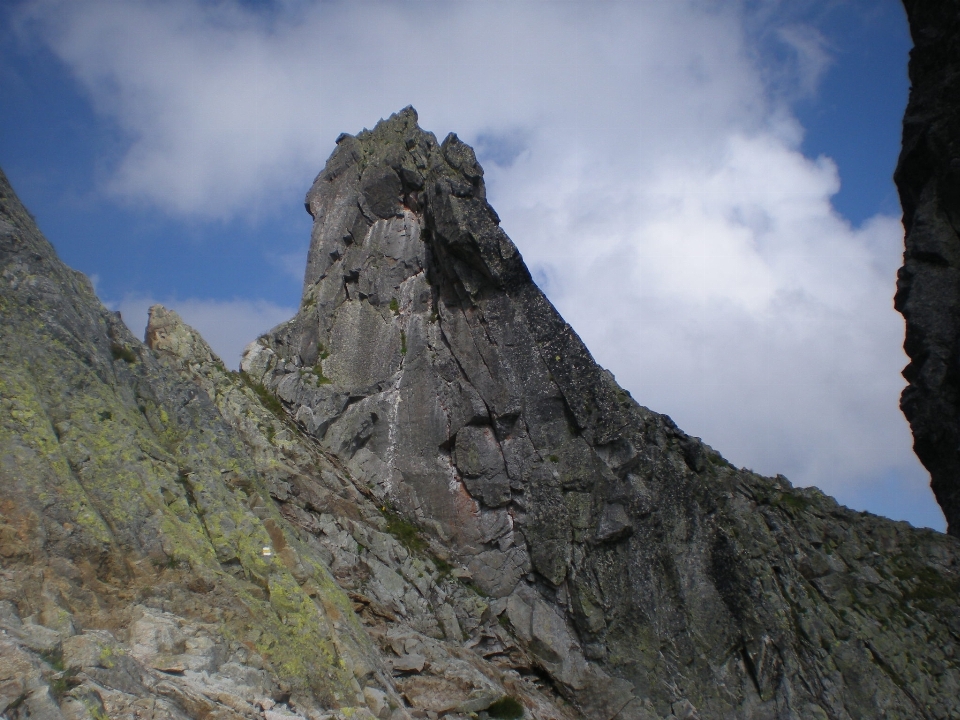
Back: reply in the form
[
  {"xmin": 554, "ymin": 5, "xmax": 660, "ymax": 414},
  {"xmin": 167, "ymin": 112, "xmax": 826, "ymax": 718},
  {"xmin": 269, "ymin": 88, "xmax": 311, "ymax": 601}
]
[{"xmin": 0, "ymin": 1, "xmax": 941, "ymax": 531}]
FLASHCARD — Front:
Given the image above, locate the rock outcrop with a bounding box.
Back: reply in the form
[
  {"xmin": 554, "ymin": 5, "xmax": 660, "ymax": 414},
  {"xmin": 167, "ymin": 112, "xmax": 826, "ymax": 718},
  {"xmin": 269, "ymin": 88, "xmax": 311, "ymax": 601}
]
[
  {"xmin": 895, "ymin": 0, "xmax": 960, "ymax": 538},
  {"xmin": 0, "ymin": 167, "xmax": 577, "ymax": 719},
  {"xmin": 243, "ymin": 107, "xmax": 960, "ymax": 719},
  {"xmin": 145, "ymin": 305, "xmax": 579, "ymax": 720},
  {"xmin": 4, "ymin": 28, "xmax": 960, "ymax": 714},
  {"xmin": 0, "ymin": 166, "xmax": 385, "ymax": 719}
]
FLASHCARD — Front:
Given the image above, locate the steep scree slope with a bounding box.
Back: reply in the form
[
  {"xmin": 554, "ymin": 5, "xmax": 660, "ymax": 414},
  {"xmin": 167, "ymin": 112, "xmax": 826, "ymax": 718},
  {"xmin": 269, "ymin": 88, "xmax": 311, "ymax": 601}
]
[
  {"xmin": 243, "ymin": 107, "xmax": 960, "ymax": 719},
  {"xmin": 896, "ymin": 0, "xmax": 960, "ymax": 538}
]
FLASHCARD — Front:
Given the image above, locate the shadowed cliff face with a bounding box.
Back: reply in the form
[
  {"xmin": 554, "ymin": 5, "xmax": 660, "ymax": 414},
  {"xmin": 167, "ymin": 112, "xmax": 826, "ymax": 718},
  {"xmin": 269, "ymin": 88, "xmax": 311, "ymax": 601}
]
[
  {"xmin": 245, "ymin": 107, "xmax": 960, "ymax": 719},
  {"xmin": 895, "ymin": 0, "xmax": 960, "ymax": 538}
]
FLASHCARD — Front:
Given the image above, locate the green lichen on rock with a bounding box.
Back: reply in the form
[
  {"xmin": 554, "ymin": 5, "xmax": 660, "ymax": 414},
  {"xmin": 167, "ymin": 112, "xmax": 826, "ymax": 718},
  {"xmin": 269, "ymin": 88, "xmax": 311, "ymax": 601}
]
[
  {"xmin": 488, "ymin": 696, "xmax": 525, "ymax": 719},
  {"xmin": 239, "ymin": 369, "xmax": 286, "ymax": 418},
  {"xmin": 6, "ymin": 98, "xmax": 960, "ymax": 719},
  {"xmin": 383, "ymin": 507, "xmax": 426, "ymax": 553},
  {"xmin": 110, "ymin": 342, "xmax": 137, "ymax": 364},
  {"xmin": 0, "ymin": 169, "xmax": 374, "ymax": 714}
]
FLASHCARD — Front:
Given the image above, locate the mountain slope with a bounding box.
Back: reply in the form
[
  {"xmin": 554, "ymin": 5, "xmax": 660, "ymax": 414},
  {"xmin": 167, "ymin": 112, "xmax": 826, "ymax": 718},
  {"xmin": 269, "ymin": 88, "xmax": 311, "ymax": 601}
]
[
  {"xmin": 0, "ymin": 166, "xmax": 387, "ymax": 718},
  {"xmin": 242, "ymin": 107, "xmax": 960, "ymax": 719},
  {"xmin": 2, "ymin": 80, "xmax": 960, "ymax": 720},
  {"xmin": 0, "ymin": 168, "xmax": 582, "ymax": 720}
]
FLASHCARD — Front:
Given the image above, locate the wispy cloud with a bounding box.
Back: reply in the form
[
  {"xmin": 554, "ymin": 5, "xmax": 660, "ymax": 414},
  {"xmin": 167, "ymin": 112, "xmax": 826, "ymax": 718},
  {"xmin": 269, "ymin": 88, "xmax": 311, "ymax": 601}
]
[
  {"xmin": 18, "ymin": 1, "xmax": 938, "ymax": 526},
  {"xmin": 777, "ymin": 24, "xmax": 833, "ymax": 98}
]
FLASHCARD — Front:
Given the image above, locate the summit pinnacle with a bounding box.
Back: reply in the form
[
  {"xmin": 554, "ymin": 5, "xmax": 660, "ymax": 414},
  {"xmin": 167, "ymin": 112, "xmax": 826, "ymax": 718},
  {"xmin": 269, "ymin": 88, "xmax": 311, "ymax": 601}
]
[{"xmin": 239, "ymin": 107, "xmax": 960, "ymax": 718}]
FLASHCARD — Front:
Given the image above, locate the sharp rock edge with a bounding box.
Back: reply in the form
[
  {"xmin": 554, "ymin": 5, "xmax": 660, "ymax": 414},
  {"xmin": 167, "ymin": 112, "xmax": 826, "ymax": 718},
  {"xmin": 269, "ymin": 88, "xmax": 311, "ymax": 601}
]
[{"xmin": 896, "ymin": 0, "xmax": 960, "ymax": 540}]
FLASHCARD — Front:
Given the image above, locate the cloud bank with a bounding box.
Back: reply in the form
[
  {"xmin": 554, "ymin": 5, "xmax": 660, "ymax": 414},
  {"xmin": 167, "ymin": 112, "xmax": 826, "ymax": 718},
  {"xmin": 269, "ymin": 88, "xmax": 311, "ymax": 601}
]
[{"xmin": 18, "ymin": 0, "xmax": 937, "ymax": 525}]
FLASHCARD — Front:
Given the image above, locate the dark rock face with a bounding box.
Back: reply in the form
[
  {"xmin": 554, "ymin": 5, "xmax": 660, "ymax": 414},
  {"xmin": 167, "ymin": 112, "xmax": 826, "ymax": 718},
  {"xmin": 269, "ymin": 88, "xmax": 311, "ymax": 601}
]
[
  {"xmin": 895, "ymin": 0, "xmax": 960, "ymax": 538},
  {"xmin": 246, "ymin": 107, "xmax": 960, "ymax": 719}
]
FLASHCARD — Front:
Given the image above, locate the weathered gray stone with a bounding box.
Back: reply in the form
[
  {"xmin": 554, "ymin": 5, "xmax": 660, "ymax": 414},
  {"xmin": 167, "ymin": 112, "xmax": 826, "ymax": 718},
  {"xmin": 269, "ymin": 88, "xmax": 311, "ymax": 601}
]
[
  {"xmin": 467, "ymin": 546, "xmax": 528, "ymax": 598},
  {"xmin": 453, "ymin": 425, "xmax": 511, "ymax": 507},
  {"xmin": 389, "ymin": 654, "xmax": 426, "ymax": 674},
  {"xmin": 362, "ymin": 686, "xmax": 389, "ymax": 718},
  {"xmin": 436, "ymin": 603, "xmax": 462, "ymax": 642},
  {"xmin": 595, "ymin": 503, "xmax": 633, "ymax": 542},
  {"xmin": 252, "ymin": 108, "xmax": 960, "ymax": 719}
]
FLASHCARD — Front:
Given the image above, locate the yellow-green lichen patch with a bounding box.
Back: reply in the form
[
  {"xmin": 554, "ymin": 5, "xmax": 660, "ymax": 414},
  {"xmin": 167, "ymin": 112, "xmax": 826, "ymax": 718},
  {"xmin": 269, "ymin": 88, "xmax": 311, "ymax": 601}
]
[
  {"xmin": 0, "ymin": 368, "xmax": 114, "ymax": 546},
  {"xmin": 155, "ymin": 505, "xmax": 221, "ymax": 569},
  {"xmin": 303, "ymin": 555, "xmax": 370, "ymax": 637},
  {"xmin": 126, "ymin": 310, "xmax": 389, "ymax": 704},
  {"xmin": 218, "ymin": 575, "xmax": 357, "ymax": 707},
  {"xmin": 41, "ymin": 390, "xmax": 174, "ymax": 539}
]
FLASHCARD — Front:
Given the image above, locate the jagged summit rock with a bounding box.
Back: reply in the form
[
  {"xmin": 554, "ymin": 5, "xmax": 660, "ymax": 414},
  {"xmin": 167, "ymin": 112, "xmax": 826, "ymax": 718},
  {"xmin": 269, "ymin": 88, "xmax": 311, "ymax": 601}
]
[
  {"xmin": 240, "ymin": 107, "xmax": 960, "ymax": 718},
  {"xmin": 244, "ymin": 105, "xmax": 635, "ymax": 595}
]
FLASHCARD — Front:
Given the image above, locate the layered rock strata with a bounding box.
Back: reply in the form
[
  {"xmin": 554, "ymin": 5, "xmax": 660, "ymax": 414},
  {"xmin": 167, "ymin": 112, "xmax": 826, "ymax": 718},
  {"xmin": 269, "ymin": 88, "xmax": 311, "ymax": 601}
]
[
  {"xmin": 244, "ymin": 107, "xmax": 960, "ymax": 719},
  {"xmin": 895, "ymin": 0, "xmax": 960, "ymax": 538}
]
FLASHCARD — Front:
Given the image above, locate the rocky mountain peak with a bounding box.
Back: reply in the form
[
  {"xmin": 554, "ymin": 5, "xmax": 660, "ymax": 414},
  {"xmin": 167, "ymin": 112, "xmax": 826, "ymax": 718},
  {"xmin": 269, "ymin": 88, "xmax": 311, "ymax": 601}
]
[
  {"xmin": 146, "ymin": 304, "xmax": 222, "ymax": 369},
  {"xmin": 235, "ymin": 109, "xmax": 960, "ymax": 718},
  {"xmin": 3, "ymin": 7, "xmax": 960, "ymax": 715},
  {"xmin": 244, "ymin": 107, "xmax": 649, "ymax": 586}
]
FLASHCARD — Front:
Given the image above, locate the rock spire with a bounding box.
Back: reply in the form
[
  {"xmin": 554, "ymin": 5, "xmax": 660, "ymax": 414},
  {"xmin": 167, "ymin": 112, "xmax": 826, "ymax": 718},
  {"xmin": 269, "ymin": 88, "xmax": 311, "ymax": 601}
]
[{"xmin": 241, "ymin": 107, "xmax": 960, "ymax": 718}]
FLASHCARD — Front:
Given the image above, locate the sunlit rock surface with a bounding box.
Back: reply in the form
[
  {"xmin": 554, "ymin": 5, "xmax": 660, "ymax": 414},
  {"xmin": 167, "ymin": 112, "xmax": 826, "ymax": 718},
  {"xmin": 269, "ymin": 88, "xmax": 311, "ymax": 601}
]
[
  {"xmin": 0, "ymin": 168, "xmax": 577, "ymax": 719},
  {"xmin": 0, "ymin": 168, "xmax": 378, "ymax": 719},
  {"xmin": 244, "ymin": 108, "xmax": 960, "ymax": 719}
]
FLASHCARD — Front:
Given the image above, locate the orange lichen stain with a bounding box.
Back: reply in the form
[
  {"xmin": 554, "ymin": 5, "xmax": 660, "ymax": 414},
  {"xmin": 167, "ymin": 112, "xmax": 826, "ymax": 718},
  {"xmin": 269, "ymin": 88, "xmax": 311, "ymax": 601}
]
[
  {"xmin": 0, "ymin": 500, "xmax": 38, "ymax": 559},
  {"xmin": 262, "ymin": 518, "xmax": 288, "ymax": 552},
  {"xmin": 447, "ymin": 478, "xmax": 483, "ymax": 547}
]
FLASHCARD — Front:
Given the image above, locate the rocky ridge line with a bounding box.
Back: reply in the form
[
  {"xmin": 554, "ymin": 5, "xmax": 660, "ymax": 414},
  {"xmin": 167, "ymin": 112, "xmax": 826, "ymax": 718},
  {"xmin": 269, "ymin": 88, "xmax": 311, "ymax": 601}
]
[{"xmin": 2, "ymin": 104, "xmax": 960, "ymax": 718}]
